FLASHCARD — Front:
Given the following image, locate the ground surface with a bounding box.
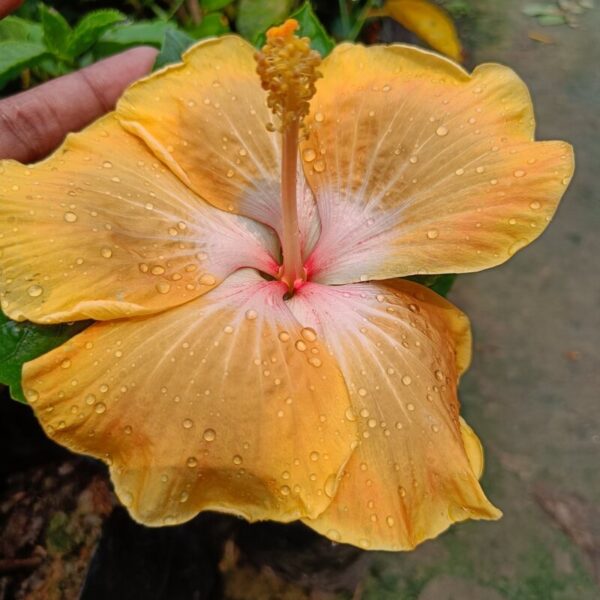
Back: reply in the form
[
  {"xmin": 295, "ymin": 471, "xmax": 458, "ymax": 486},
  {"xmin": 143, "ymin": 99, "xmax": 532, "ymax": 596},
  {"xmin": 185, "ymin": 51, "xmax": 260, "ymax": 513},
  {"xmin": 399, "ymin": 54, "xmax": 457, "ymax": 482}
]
[{"xmin": 1, "ymin": 1, "xmax": 598, "ymax": 598}]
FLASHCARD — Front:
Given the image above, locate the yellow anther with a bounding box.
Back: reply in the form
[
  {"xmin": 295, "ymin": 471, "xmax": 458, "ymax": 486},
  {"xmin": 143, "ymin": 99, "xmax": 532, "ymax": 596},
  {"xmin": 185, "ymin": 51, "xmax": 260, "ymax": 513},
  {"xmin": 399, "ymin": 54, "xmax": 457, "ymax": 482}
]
[{"xmin": 255, "ymin": 19, "xmax": 322, "ymax": 132}]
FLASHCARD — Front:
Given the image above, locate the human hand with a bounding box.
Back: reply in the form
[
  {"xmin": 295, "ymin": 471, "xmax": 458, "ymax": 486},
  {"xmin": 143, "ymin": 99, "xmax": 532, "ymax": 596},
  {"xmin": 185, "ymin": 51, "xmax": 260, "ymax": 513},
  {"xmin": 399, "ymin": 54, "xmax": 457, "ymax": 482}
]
[{"xmin": 0, "ymin": 0, "xmax": 157, "ymax": 162}]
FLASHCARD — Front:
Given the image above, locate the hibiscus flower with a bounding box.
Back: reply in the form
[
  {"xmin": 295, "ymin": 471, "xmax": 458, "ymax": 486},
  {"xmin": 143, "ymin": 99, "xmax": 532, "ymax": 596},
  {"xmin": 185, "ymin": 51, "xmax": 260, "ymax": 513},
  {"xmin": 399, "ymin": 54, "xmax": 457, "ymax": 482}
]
[{"xmin": 0, "ymin": 20, "xmax": 573, "ymax": 550}]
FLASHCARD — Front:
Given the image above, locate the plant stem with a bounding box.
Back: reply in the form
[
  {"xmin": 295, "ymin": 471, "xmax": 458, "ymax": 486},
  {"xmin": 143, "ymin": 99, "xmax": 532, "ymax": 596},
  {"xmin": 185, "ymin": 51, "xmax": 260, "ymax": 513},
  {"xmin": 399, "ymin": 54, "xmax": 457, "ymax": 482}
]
[
  {"xmin": 348, "ymin": 0, "xmax": 376, "ymax": 41},
  {"xmin": 338, "ymin": 0, "xmax": 351, "ymax": 38}
]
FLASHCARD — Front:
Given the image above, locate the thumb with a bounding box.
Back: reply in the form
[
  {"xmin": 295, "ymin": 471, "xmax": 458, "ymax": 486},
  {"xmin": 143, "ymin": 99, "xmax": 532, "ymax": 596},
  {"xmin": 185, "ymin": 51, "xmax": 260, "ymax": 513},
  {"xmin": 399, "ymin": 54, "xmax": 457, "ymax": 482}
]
[{"xmin": 0, "ymin": 46, "xmax": 158, "ymax": 163}]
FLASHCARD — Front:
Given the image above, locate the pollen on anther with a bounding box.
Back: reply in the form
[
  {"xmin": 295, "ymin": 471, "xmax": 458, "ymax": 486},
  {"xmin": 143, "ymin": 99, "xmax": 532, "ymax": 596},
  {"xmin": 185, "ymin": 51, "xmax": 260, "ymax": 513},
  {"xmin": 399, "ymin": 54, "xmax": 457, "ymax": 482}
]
[{"xmin": 254, "ymin": 19, "xmax": 322, "ymax": 132}]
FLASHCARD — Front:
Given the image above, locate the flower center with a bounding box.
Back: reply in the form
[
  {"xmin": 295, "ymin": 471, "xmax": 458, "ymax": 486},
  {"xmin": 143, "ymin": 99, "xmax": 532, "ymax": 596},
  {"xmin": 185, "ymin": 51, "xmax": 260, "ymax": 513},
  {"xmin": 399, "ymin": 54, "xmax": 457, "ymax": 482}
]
[{"xmin": 255, "ymin": 19, "xmax": 322, "ymax": 293}]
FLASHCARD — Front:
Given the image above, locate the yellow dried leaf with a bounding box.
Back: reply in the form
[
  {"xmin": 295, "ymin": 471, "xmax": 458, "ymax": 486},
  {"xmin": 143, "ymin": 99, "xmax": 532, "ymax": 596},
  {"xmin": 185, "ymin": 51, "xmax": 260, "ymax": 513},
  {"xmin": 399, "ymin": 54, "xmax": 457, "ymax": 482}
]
[{"xmin": 374, "ymin": 0, "xmax": 463, "ymax": 62}]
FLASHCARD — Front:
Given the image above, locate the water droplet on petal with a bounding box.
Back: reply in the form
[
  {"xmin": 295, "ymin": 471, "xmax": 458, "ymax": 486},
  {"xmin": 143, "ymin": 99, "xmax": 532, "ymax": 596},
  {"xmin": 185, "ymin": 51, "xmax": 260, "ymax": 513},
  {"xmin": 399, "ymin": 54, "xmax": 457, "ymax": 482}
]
[
  {"xmin": 530, "ymin": 200, "xmax": 541, "ymax": 210},
  {"xmin": 95, "ymin": 402, "xmax": 106, "ymax": 414},
  {"xmin": 345, "ymin": 408, "xmax": 356, "ymax": 421},
  {"xmin": 186, "ymin": 457, "xmax": 198, "ymax": 468},
  {"xmin": 102, "ymin": 161, "xmax": 113, "ymax": 168},
  {"xmin": 327, "ymin": 528, "xmax": 341, "ymax": 542},
  {"xmin": 278, "ymin": 331, "xmax": 290, "ymax": 342},
  {"xmin": 25, "ymin": 389, "xmax": 39, "ymax": 404},
  {"xmin": 101, "ymin": 247, "xmax": 113, "ymax": 259},
  {"xmin": 233, "ymin": 454, "xmax": 243, "ymax": 465},
  {"xmin": 314, "ymin": 112, "xmax": 324, "ymax": 122},
  {"xmin": 27, "ymin": 284, "xmax": 43, "ymax": 297},
  {"xmin": 313, "ymin": 159, "xmax": 325, "ymax": 173},
  {"xmin": 64, "ymin": 211, "xmax": 77, "ymax": 223},
  {"xmin": 182, "ymin": 418, "xmax": 194, "ymax": 429},
  {"xmin": 324, "ymin": 474, "xmax": 337, "ymax": 498},
  {"xmin": 401, "ymin": 375, "xmax": 412, "ymax": 385},
  {"xmin": 301, "ymin": 327, "xmax": 317, "ymax": 342},
  {"xmin": 203, "ymin": 428, "xmax": 216, "ymax": 442},
  {"xmin": 245, "ymin": 309, "xmax": 257, "ymax": 321},
  {"xmin": 436, "ymin": 126, "xmax": 448, "ymax": 137},
  {"xmin": 513, "ymin": 169, "xmax": 526, "ymax": 178},
  {"xmin": 427, "ymin": 229, "xmax": 439, "ymax": 239},
  {"xmin": 303, "ymin": 148, "xmax": 316, "ymax": 162},
  {"xmin": 156, "ymin": 282, "xmax": 171, "ymax": 294}
]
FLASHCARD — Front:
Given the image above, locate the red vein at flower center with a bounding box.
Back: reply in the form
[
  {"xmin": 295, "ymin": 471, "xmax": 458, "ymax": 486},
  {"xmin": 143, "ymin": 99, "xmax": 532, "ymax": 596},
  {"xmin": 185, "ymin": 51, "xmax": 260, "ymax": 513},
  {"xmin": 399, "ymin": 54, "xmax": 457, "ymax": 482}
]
[{"xmin": 255, "ymin": 19, "xmax": 322, "ymax": 293}]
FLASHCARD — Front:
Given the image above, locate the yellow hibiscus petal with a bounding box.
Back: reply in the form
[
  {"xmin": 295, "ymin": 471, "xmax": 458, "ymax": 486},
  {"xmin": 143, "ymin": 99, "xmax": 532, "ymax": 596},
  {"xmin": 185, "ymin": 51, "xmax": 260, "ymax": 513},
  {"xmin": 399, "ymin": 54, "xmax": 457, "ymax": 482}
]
[
  {"xmin": 289, "ymin": 278, "xmax": 500, "ymax": 550},
  {"xmin": 23, "ymin": 270, "xmax": 356, "ymax": 525},
  {"xmin": 376, "ymin": 0, "xmax": 462, "ymax": 61},
  {"xmin": 459, "ymin": 416, "xmax": 484, "ymax": 479},
  {"xmin": 301, "ymin": 44, "xmax": 574, "ymax": 284},
  {"xmin": 116, "ymin": 36, "xmax": 318, "ymax": 253},
  {"xmin": 0, "ymin": 115, "xmax": 278, "ymax": 323}
]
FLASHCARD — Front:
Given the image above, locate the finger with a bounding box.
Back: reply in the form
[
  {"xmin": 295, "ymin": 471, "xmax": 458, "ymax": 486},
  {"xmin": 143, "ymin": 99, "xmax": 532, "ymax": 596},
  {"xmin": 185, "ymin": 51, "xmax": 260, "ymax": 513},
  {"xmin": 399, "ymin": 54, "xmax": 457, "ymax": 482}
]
[
  {"xmin": 0, "ymin": 0, "xmax": 24, "ymax": 18},
  {"xmin": 0, "ymin": 46, "xmax": 158, "ymax": 162}
]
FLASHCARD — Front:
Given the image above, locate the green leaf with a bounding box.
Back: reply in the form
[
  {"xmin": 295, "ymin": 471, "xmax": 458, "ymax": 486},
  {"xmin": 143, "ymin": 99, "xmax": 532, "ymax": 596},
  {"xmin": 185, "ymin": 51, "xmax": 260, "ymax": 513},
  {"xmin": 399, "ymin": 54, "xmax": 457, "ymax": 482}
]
[
  {"xmin": 290, "ymin": 1, "xmax": 335, "ymax": 56},
  {"xmin": 68, "ymin": 9, "xmax": 126, "ymax": 58},
  {"xmin": 0, "ymin": 41, "xmax": 48, "ymax": 88},
  {"xmin": 95, "ymin": 21, "xmax": 174, "ymax": 58},
  {"xmin": 537, "ymin": 14, "xmax": 566, "ymax": 26},
  {"xmin": 236, "ymin": 0, "xmax": 293, "ymax": 43},
  {"xmin": 154, "ymin": 28, "xmax": 196, "ymax": 70},
  {"xmin": 0, "ymin": 16, "xmax": 43, "ymax": 42},
  {"xmin": 200, "ymin": 0, "xmax": 234, "ymax": 11},
  {"xmin": 188, "ymin": 12, "xmax": 230, "ymax": 39},
  {"xmin": 0, "ymin": 312, "xmax": 88, "ymax": 404},
  {"xmin": 253, "ymin": 2, "xmax": 335, "ymax": 56},
  {"xmin": 39, "ymin": 4, "xmax": 73, "ymax": 61},
  {"xmin": 522, "ymin": 3, "xmax": 559, "ymax": 17},
  {"xmin": 407, "ymin": 274, "xmax": 457, "ymax": 298}
]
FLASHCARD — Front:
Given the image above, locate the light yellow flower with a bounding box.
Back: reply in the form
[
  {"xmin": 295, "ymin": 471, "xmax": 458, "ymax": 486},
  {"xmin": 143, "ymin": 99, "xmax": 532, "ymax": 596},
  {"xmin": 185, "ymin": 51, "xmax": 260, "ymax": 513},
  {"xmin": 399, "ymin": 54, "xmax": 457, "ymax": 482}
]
[{"xmin": 0, "ymin": 20, "xmax": 573, "ymax": 550}]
